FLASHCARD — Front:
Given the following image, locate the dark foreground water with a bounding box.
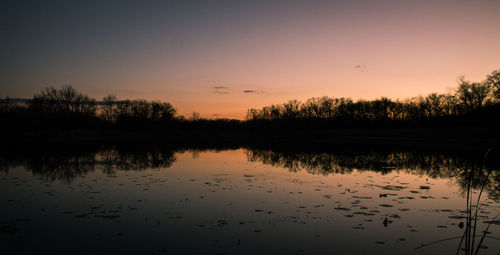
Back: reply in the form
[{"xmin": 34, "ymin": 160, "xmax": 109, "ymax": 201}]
[{"xmin": 1, "ymin": 147, "xmax": 499, "ymax": 254}]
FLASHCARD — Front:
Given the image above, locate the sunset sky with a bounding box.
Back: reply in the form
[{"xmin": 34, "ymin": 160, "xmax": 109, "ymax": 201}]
[{"xmin": 1, "ymin": 0, "xmax": 499, "ymax": 119}]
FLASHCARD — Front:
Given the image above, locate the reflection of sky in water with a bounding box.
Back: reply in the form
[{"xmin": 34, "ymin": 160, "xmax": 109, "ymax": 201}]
[{"xmin": 1, "ymin": 149, "xmax": 499, "ymax": 254}]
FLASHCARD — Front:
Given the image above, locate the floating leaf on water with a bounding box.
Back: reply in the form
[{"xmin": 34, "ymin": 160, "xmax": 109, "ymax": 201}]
[
  {"xmin": 353, "ymin": 196, "xmax": 372, "ymax": 199},
  {"xmin": 353, "ymin": 212, "xmax": 376, "ymax": 216},
  {"xmin": 379, "ymin": 204, "xmax": 394, "ymax": 207},
  {"xmin": 334, "ymin": 207, "xmax": 351, "ymax": 211},
  {"xmin": 483, "ymin": 220, "xmax": 500, "ymax": 225},
  {"xmin": 381, "ymin": 185, "xmax": 406, "ymax": 191}
]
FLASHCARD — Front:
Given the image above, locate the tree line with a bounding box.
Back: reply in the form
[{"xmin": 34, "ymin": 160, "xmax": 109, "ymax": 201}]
[
  {"xmin": 246, "ymin": 70, "xmax": 500, "ymax": 122},
  {"xmin": 0, "ymin": 85, "xmax": 180, "ymax": 130},
  {"xmin": 26, "ymin": 87, "xmax": 177, "ymax": 122},
  {"xmin": 1, "ymin": 70, "xmax": 499, "ymax": 131}
]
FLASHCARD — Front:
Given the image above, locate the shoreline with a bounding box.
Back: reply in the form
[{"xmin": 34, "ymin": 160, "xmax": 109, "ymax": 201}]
[{"xmin": 2, "ymin": 126, "xmax": 498, "ymax": 152}]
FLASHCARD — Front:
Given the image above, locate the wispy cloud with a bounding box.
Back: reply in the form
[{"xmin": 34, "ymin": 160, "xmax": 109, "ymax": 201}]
[
  {"xmin": 243, "ymin": 89, "xmax": 264, "ymax": 95},
  {"xmin": 354, "ymin": 64, "xmax": 367, "ymax": 72},
  {"xmin": 212, "ymin": 86, "xmax": 229, "ymax": 94}
]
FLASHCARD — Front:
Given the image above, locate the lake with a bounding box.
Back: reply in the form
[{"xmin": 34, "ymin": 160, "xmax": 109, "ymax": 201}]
[{"xmin": 1, "ymin": 146, "xmax": 499, "ymax": 254}]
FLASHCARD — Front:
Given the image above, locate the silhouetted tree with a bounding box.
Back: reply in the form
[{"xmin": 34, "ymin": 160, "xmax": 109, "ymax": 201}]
[
  {"xmin": 485, "ymin": 70, "xmax": 500, "ymax": 100},
  {"xmin": 455, "ymin": 76, "xmax": 491, "ymax": 112},
  {"xmin": 190, "ymin": 112, "xmax": 200, "ymax": 121},
  {"xmin": 282, "ymin": 100, "xmax": 301, "ymax": 119},
  {"xmin": 151, "ymin": 101, "xmax": 176, "ymax": 121},
  {"xmin": 101, "ymin": 94, "xmax": 117, "ymax": 121},
  {"xmin": 0, "ymin": 97, "xmax": 11, "ymax": 113},
  {"xmin": 29, "ymin": 85, "xmax": 96, "ymax": 115}
]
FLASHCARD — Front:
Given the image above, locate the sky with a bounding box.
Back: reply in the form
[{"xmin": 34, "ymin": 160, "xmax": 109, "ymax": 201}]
[{"xmin": 1, "ymin": 0, "xmax": 499, "ymax": 119}]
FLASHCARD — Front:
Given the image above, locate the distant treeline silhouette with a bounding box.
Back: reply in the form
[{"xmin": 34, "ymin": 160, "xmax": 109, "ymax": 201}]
[
  {"xmin": 246, "ymin": 70, "xmax": 500, "ymax": 126},
  {"xmin": 0, "ymin": 86, "xmax": 243, "ymax": 131},
  {"xmin": 1, "ymin": 70, "xmax": 499, "ymax": 131}
]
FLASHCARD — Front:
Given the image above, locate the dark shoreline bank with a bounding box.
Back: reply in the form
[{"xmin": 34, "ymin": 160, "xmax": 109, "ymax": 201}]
[{"xmin": 2, "ymin": 126, "xmax": 499, "ymax": 152}]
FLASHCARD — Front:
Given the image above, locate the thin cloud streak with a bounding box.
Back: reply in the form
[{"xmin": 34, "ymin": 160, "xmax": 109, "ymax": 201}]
[
  {"xmin": 354, "ymin": 64, "xmax": 367, "ymax": 72},
  {"xmin": 212, "ymin": 86, "xmax": 230, "ymax": 94},
  {"xmin": 243, "ymin": 89, "xmax": 264, "ymax": 95}
]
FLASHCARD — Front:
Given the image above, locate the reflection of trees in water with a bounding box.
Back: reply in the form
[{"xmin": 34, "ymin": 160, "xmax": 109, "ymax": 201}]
[
  {"xmin": 0, "ymin": 143, "xmax": 239, "ymax": 183},
  {"xmin": 15, "ymin": 149, "xmax": 177, "ymax": 183},
  {"xmin": 3, "ymin": 146, "xmax": 499, "ymax": 199},
  {"xmin": 246, "ymin": 149, "xmax": 499, "ymax": 200},
  {"xmin": 26, "ymin": 152, "xmax": 96, "ymax": 183},
  {"xmin": 246, "ymin": 150, "xmax": 474, "ymax": 176},
  {"xmin": 454, "ymin": 168, "xmax": 500, "ymax": 201},
  {"xmin": 98, "ymin": 149, "xmax": 176, "ymax": 175}
]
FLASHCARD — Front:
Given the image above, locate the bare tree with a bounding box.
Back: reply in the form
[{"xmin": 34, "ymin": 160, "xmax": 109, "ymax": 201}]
[
  {"xmin": 455, "ymin": 76, "xmax": 491, "ymax": 111},
  {"xmin": 101, "ymin": 94, "xmax": 117, "ymax": 121},
  {"xmin": 30, "ymin": 85, "xmax": 96, "ymax": 115},
  {"xmin": 190, "ymin": 112, "xmax": 200, "ymax": 121},
  {"xmin": 485, "ymin": 70, "xmax": 500, "ymax": 100}
]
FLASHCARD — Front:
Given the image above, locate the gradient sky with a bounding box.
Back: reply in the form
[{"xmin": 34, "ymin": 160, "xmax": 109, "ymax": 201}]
[{"xmin": 1, "ymin": 0, "xmax": 499, "ymax": 119}]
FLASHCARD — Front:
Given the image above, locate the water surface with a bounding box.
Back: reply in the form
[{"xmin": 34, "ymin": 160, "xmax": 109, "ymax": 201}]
[{"xmin": 1, "ymin": 148, "xmax": 499, "ymax": 254}]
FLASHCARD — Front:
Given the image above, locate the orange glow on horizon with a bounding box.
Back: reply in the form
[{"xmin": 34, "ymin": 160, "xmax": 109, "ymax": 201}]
[{"xmin": 1, "ymin": 1, "xmax": 499, "ymax": 119}]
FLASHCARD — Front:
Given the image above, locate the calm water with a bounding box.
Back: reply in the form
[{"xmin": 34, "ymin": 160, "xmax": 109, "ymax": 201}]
[{"xmin": 1, "ymin": 148, "xmax": 499, "ymax": 254}]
